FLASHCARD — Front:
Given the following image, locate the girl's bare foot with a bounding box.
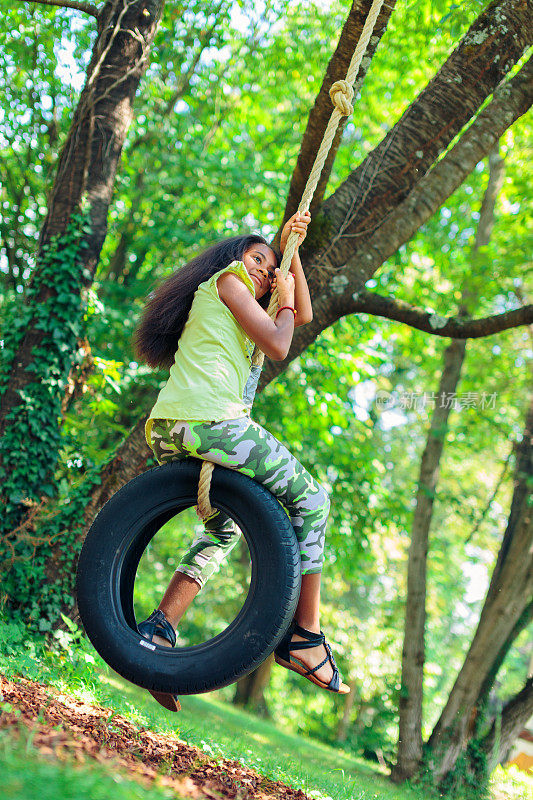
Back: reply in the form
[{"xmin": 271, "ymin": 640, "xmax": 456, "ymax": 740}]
[{"xmin": 152, "ymin": 633, "xmax": 173, "ymax": 647}]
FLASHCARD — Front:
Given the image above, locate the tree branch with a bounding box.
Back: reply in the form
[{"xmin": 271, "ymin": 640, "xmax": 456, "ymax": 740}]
[
  {"xmin": 474, "ymin": 600, "xmax": 533, "ymax": 742},
  {"xmin": 259, "ymin": 56, "xmax": 533, "ymax": 389},
  {"xmin": 337, "ymin": 290, "xmax": 533, "ymax": 339},
  {"xmin": 16, "ymin": 0, "xmax": 100, "ymax": 19},
  {"xmin": 465, "ymin": 446, "xmax": 514, "ymax": 545},
  {"xmin": 317, "ymin": 0, "xmax": 533, "ymax": 275}
]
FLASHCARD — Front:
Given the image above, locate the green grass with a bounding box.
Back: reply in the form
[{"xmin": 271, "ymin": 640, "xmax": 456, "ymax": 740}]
[
  {"xmin": 99, "ymin": 672, "xmax": 421, "ymax": 800},
  {"xmin": 0, "ymin": 621, "xmax": 531, "ymax": 800},
  {"xmin": 1, "ymin": 732, "xmax": 181, "ymax": 800}
]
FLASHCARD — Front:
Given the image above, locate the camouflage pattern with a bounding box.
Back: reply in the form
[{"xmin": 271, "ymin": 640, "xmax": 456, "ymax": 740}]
[{"xmin": 150, "ymin": 417, "xmax": 330, "ymax": 587}]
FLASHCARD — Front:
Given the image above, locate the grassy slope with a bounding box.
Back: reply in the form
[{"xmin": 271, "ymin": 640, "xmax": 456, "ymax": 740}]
[
  {"xmin": 102, "ymin": 672, "xmax": 417, "ymax": 800},
  {"xmin": 3, "ymin": 735, "xmax": 182, "ymax": 800},
  {"xmin": 0, "ymin": 626, "xmax": 531, "ymax": 800}
]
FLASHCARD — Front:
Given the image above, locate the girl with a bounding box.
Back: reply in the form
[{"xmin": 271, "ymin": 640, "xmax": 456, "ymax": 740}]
[{"xmin": 134, "ymin": 212, "xmax": 349, "ymax": 711}]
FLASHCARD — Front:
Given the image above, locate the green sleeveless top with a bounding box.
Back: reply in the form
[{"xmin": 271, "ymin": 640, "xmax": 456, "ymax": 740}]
[{"xmin": 145, "ymin": 260, "xmax": 256, "ymax": 446}]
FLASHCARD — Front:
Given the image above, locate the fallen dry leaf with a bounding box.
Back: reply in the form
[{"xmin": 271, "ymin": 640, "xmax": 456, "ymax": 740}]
[{"xmin": 0, "ymin": 676, "xmax": 311, "ymax": 800}]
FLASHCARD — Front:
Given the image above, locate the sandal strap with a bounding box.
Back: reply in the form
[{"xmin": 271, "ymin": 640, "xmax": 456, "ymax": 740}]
[
  {"xmin": 288, "ymin": 638, "xmax": 325, "ymax": 652},
  {"xmin": 138, "ymin": 609, "xmax": 176, "ymax": 648},
  {"xmin": 323, "ymin": 641, "xmax": 340, "ymax": 691},
  {"xmin": 324, "ymin": 641, "xmax": 338, "ymax": 670},
  {"xmin": 327, "ymin": 666, "xmax": 341, "ymax": 692},
  {"xmin": 292, "ymin": 623, "xmax": 325, "ymax": 644},
  {"xmin": 302, "ymin": 654, "xmax": 329, "ymax": 677},
  {"xmin": 274, "ymin": 623, "xmax": 343, "ymax": 692}
]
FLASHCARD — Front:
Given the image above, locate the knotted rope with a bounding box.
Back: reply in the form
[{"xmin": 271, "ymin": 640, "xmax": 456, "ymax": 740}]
[{"xmin": 197, "ymin": 0, "xmax": 385, "ymax": 519}]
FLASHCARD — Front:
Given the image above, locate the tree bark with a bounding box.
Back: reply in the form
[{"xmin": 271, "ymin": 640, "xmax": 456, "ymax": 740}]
[
  {"xmin": 314, "ymin": 0, "xmax": 532, "ymax": 284},
  {"xmin": 18, "ymin": 0, "xmax": 100, "ymax": 18},
  {"xmin": 392, "ymin": 338, "xmax": 468, "ymax": 781},
  {"xmin": 427, "ymin": 397, "xmax": 533, "ymax": 784},
  {"xmin": 103, "ymin": 7, "xmax": 225, "ymax": 282},
  {"xmin": 474, "ymin": 601, "xmax": 533, "ymax": 741},
  {"xmin": 334, "ymin": 293, "xmax": 532, "ymax": 339},
  {"xmin": 336, "ymin": 677, "xmax": 358, "ymax": 742}
]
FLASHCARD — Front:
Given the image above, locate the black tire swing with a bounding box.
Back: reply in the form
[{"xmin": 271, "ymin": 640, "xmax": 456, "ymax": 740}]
[{"xmin": 76, "ymin": 458, "xmax": 301, "ymax": 695}]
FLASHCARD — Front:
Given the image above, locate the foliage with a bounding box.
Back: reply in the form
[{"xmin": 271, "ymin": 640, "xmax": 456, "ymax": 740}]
[
  {"xmin": 0, "ymin": 5, "xmax": 94, "ymax": 295},
  {"xmin": 0, "ymin": 616, "xmax": 104, "ymax": 689},
  {"xmin": 0, "ymin": 214, "xmax": 89, "ymax": 499},
  {"xmin": 0, "ymin": 212, "xmax": 97, "ymax": 620},
  {"xmin": 437, "ymin": 739, "xmax": 490, "ymax": 800},
  {"xmin": 134, "ymin": 508, "xmax": 252, "ymax": 645}
]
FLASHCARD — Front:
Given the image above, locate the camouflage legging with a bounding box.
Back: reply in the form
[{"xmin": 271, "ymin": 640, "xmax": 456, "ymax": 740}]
[{"xmin": 149, "ymin": 417, "xmax": 330, "ymax": 587}]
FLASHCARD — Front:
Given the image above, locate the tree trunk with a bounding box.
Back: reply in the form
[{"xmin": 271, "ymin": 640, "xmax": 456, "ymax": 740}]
[
  {"xmin": 427, "ymin": 397, "xmax": 533, "ymax": 785},
  {"xmin": 233, "ymin": 655, "xmax": 273, "ymax": 717},
  {"xmin": 314, "ymin": 0, "xmax": 531, "ymax": 283},
  {"xmin": 392, "ymin": 339, "xmax": 467, "ymax": 781},
  {"xmin": 260, "ymin": 54, "xmax": 533, "ymax": 390},
  {"xmin": 482, "ymin": 677, "xmax": 533, "ymax": 770},
  {"xmin": 336, "ymin": 677, "xmax": 358, "ymax": 742},
  {"xmin": 392, "ymin": 145, "xmax": 505, "ymax": 782},
  {"xmin": 476, "ymin": 601, "xmax": 533, "ymax": 730}
]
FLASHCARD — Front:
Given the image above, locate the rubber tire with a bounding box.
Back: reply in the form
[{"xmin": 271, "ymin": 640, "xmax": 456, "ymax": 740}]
[{"xmin": 76, "ymin": 458, "xmax": 301, "ymax": 695}]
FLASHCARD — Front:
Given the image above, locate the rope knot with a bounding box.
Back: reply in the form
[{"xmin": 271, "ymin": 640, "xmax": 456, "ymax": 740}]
[{"xmin": 329, "ymin": 80, "xmax": 354, "ymax": 116}]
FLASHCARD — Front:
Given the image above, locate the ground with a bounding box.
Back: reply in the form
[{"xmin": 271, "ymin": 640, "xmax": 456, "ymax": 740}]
[{"xmin": 0, "ymin": 676, "xmax": 309, "ymax": 800}]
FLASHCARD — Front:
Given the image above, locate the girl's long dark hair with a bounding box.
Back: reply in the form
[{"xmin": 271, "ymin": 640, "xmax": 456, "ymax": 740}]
[{"xmin": 134, "ymin": 235, "xmax": 281, "ymax": 370}]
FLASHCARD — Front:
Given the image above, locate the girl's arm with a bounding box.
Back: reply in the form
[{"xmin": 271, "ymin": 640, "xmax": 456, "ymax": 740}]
[
  {"xmin": 290, "ymin": 250, "xmax": 313, "ymax": 326},
  {"xmin": 218, "ymin": 269, "xmax": 296, "ymax": 361},
  {"xmin": 280, "ymin": 212, "xmax": 313, "ymax": 327}
]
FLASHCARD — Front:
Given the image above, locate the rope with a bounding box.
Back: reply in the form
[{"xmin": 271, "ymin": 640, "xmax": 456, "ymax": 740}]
[
  {"xmin": 252, "ymin": 0, "xmax": 385, "ymax": 365},
  {"xmin": 197, "ymin": 460, "xmax": 216, "ymax": 519},
  {"xmin": 197, "ymin": 0, "xmax": 385, "ymax": 518}
]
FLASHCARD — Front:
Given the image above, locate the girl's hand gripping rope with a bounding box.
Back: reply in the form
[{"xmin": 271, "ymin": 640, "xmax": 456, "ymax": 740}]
[
  {"xmin": 279, "ymin": 211, "xmax": 311, "ymax": 254},
  {"xmin": 272, "ymin": 269, "xmax": 295, "ymax": 309}
]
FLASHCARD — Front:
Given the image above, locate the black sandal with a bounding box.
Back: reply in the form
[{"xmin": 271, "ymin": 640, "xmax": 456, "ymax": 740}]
[
  {"xmin": 274, "ymin": 622, "xmax": 350, "ymax": 694},
  {"xmin": 137, "ymin": 609, "xmax": 181, "ymax": 712},
  {"xmin": 138, "ymin": 608, "xmax": 177, "ymax": 647}
]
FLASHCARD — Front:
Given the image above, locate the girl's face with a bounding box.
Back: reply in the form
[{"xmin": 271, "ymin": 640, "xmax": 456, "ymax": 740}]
[{"xmin": 243, "ymin": 244, "xmax": 277, "ymax": 299}]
